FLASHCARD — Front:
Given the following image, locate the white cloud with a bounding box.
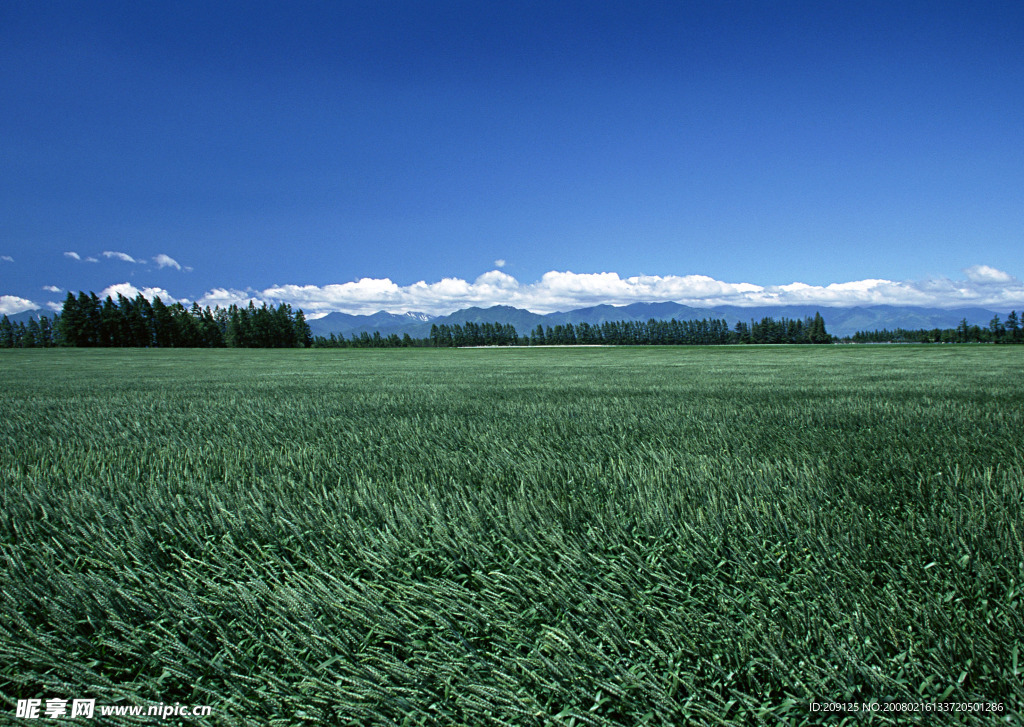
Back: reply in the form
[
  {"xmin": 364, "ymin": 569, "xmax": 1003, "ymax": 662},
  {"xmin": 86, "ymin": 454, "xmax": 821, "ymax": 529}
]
[
  {"xmin": 98, "ymin": 282, "xmax": 177, "ymax": 303},
  {"xmin": 521, "ymin": 271, "xmax": 767, "ymax": 311},
  {"xmin": 85, "ymin": 257, "xmax": 99, "ymax": 263},
  {"xmin": 154, "ymin": 253, "xmax": 182, "ymax": 270},
  {"xmin": 42, "ymin": 285, "xmax": 61, "ymax": 293},
  {"xmin": 963, "ymin": 264, "xmax": 1014, "ymax": 284},
  {"xmin": 196, "ymin": 287, "xmax": 263, "ymax": 309},
  {"xmin": 102, "ymin": 251, "xmax": 142, "ymax": 263},
  {"xmin": 84, "ymin": 266, "xmax": 1024, "ymax": 318},
  {"xmin": 253, "ymin": 271, "xmax": 530, "ymax": 316},
  {"xmin": 45, "ymin": 301, "xmax": 63, "ymax": 312},
  {"xmin": 246, "ymin": 268, "xmax": 1024, "ymax": 315},
  {"xmin": 0, "ymin": 295, "xmax": 38, "ymax": 315},
  {"xmin": 64, "ymin": 251, "xmax": 81, "ymax": 260},
  {"xmin": 1, "ymin": 255, "xmax": 13, "ymax": 263},
  {"xmin": 494, "ymin": 259, "xmax": 506, "ymax": 268}
]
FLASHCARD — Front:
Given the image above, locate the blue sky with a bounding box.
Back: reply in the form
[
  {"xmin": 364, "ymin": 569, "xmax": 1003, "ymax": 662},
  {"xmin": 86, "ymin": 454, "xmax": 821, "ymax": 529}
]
[{"xmin": 2, "ymin": 1, "xmax": 1023, "ymax": 316}]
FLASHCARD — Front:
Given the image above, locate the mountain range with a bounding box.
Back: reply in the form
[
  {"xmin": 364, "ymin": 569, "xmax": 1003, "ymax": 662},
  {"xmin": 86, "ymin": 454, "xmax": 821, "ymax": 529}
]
[
  {"xmin": 306, "ymin": 303, "xmax": 1010, "ymax": 340},
  {"xmin": 6, "ymin": 303, "xmax": 1010, "ymax": 339}
]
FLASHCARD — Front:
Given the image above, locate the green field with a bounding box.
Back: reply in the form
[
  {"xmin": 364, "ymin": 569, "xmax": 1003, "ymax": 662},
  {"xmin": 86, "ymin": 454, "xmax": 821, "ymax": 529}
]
[{"xmin": 2, "ymin": 347, "xmax": 1022, "ymax": 725}]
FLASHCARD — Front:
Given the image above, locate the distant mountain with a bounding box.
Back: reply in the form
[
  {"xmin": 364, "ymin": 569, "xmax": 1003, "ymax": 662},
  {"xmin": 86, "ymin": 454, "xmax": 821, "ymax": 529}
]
[
  {"xmin": 306, "ymin": 303, "xmax": 1013, "ymax": 340},
  {"xmin": 3, "ymin": 309, "xmax": 56, "ymax": 325},
  {"xmin": 436, "ymin": 306, "xmax": 547, "ymax": 331},
  {"xmin": 709, "ymin": 305, "xmax": 1004, "ymax": 338},
  {"xmin": 307, "ymin": 310, "xmax": 434, "ymax": 338},
  {"xmin": 546, "ymin": 302, "xmax": 713, "ymax": 327},
  {"xmin": 5, "ymin": 301, "xmax": 1011, "ymax": 340}
]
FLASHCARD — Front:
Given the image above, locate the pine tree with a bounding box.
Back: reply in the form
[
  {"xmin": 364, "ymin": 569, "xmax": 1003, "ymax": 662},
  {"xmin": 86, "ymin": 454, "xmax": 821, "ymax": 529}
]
[
  {"xmin": 65, "ymin": 294, "xmax": 86, "ymax": 345},
  {"xmin": 25, "ymin": 318, "xmax": 40, "ymax": 348},
  {"xmin": 293, "ymin": 309, "xmax": 312, "ymax": 347},
  {"xmin": 199, "ymin": 308, "xmax": 220, "ymax": 347},
  {"xmin": 99, "ymin": 296, "xmax": 120, "ymax": 346},
  {"xmin": 0, "ymin": 315, "xmax": 13, "ymax": 348},
  {"xmin": 810, "ymin": 312, "xmax": 830, "ymax": 344},
  {"xmin": 1006, "ymin": 310, "xmax": 1020, "ymax": 343},
  {"xmin": 134, "ymin": 295, "xmax": 154, "ymax": 346},
  {"xmin": 956, "ymin": 318, "xmax": 970, "ymax": 343},
  {"xmin": 57, "ymin": 293, "xmax": 80, "ymax": 346},
  {"xmin": 37, "ymin": 316, "xmax": 54, "ymax": 347},
  {"xmin": 989, "ymin": 314, "xmax": 1005, "ymax": 343},
  {"xmin": 150, "ymin": 297, "xmax": 175, "ymax": 347},
  {"xmin": 225, "ymin": 306, "xmax": 241, "ymax": 348},
  {"xmin": 84, "ymin": 293, "xmax": 102, "ymax": 346}
]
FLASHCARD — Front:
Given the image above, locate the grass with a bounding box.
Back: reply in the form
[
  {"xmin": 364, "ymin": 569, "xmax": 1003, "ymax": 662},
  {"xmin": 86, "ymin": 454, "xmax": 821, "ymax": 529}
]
[{"xmin": 1, "ymin": 346, "xmax": 1022, "ymax": 725}]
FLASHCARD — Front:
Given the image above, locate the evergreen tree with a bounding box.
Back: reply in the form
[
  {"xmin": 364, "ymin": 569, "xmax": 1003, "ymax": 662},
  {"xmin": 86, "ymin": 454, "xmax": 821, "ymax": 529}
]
[
  {"xmin": 25, "ymin": 318, "xmax": 40, "ymax": 348},
  {"xmin": 1006, "ymin": 310, "xmax": 1021, "ymax": 343},
  {"xmin": 134, "ymin": 295, "xmax": 154, "ymax": 346},
  {"xmin": 100, "ymin": 296, "xmax": 120, "ymax": 346},
  {"xmin": 201, "ymin": 308, "xmax": 224, "ymax": 347},
  {"xmin": 271, "ymin": 303, "xmax": 296, "ymax": 347},
  {"xmin": 809, "ymin": 312, "xmax": 830, "ymax": 343},
  {"xmin": 84, "ymin": 293, "xmax": 102, "ymax": 346},
  {"xmin": 58, "ymin": 292, "xmax": 84, "ymax": 346},
  {"xmin": 0, "ymin": 315, "xmax": 13, "ymax": 348},
  {"xmin": 37, "ymin": 315, "xmax": 55, "ymax": 347},
  {"xmin": 293, "ymin": 309, "xmax": 312, "ymax": 347},
  {"xmin": 956, "ymin": 318, "xmax": 970, "ymax": 343},
  {"xmin": 224, "ymin": 306, "xmax": 241, "ymax": 348},
  {"xmin": 989, "ymin": 314, "xmax": 1005, "ymax": 343}
]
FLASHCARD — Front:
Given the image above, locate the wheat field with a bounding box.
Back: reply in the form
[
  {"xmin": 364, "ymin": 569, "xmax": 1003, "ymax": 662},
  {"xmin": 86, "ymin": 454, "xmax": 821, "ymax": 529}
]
[{"xmin": 2, "ymin": 346, "xmax": 1022, "ymax": 725}]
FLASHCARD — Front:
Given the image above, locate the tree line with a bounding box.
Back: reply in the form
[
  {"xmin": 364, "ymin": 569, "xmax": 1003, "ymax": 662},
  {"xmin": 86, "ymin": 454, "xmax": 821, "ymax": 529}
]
[
  {"xmin": 849, "ymin": 312, "xmax": 1023, "ymax": 344},
  {"xmin": 0, "ymin": 314, "xmax": 58, "ymax": 348},
  {"xmin": 3, "ymin": 299, "xmax": 840, "ymax": 349},
  {"xmin": 309, "ymin": 313, "xmax": 832, "ymax": 347},
  {"xmin": 11, "ymin": 302, "xmax": 1024, "ymax": 348},
  {"xmin": 522, "ymin": 313, "xmax": 831, "ymax": 346},
  {"xmin": 311, "ymin": 321, "xmax": 520, "ymax": 348},
  {"xmin": 0, "ymin": 292, "xmax": 313, "ymax": 348}
]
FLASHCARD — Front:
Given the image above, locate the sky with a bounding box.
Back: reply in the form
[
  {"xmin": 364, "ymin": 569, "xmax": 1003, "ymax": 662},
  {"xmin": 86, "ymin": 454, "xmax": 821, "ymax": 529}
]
[{"xmin": 2, "ymin": 0, "xmax": 1023, "ymax": 317}]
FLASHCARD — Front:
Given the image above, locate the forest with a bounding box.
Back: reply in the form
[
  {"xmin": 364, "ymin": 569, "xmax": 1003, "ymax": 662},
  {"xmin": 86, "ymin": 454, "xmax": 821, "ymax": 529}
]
[
  {"xmin": 0, "ymin": 291, "xmax": 312, "ymax": 348},
  {"xmin": 312, "ymin": 313, "xmax": 832, "ymax": 347},
  {"xmin": 850, "ymin": 312, "xmax": 1023, "ymax": 344},
  {"xmin": 3, "ymin": 291, "xmax": 1019, "ymax": 348},
  {"xmin": 2, "ymin": 296, "xmax": 832, "ymax": 349}
]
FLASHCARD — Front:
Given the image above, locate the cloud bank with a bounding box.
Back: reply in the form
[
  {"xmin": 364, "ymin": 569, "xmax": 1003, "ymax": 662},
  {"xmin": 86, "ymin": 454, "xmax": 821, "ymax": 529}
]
[
  {"xmin": 7, "ymin": 267, "xmax": 1023, "ymax": 318},
  {"xmin": 200, "ymin": 266, "xmax": 1024, "ymax": 317},
  {"xmin": 98, "ymin": 283, "xmax": 178, "ymax": 303},
  {"xmin": 0, "ymin": 295, "xmax": 38, "ymax": 316}
]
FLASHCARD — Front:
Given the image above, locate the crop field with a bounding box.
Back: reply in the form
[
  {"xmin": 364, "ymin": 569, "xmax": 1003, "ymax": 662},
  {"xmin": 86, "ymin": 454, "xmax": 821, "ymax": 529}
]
[{"xmin": 1, "ymin": 346, "xmax": 1023, "ymax": 725}]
